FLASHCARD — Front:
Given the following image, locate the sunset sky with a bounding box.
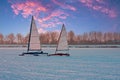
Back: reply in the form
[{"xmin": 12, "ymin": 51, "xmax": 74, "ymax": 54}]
[{"xmin": 0, "ymin": 0, "xmax": 120, "ymax": 35}]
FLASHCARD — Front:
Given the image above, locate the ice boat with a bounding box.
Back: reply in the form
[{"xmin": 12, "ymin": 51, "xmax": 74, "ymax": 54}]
[
  {"xmin": 48, "ymin": 24, "xmax": 70, "ymax": 56},
  {"xmin": 19, "ymin": 16, "xmax": 48, "ymax": 56}
]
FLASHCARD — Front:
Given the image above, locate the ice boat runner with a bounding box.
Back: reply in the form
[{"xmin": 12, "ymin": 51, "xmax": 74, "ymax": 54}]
[
  {"xmin": 19, "ymin": 16, "xmax": 48, "ymax": 56},
  {"xmin": 48, "ymin": 24, "xmax": 70, "ymax": 56}
]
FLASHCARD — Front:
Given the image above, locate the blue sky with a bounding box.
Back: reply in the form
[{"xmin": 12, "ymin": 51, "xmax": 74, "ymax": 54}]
[{"xmin": 0, "ymin": 0, "xmax": 120, "ymax": 35}]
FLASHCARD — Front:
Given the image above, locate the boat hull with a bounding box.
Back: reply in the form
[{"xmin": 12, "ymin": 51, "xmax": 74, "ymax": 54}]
[
  {"xmin": 19, "ymin": 51, "xmax": 48, "ymax": 56},
  {"xmin": 48, "ymin": 53, "xmax": 70, "ymax": 56}
]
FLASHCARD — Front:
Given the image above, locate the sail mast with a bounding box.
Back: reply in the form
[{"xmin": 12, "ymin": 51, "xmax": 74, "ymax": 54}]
[
  {"xmin": 55, "ymin": 24, "xmax": 63, "ymax": 54},
  {"xmin": 27, "ymin": 16, "xmax": 41, "ymax": 51},
  {"xmin": 55, "ymin": 24, "xmax": 68, "ymax": 54},
  {"xmin": 27, "ymin": 16, "xmax": 33, "ymax": 52},
  {"xmin": 47, "ymin": 24, "xmax": 69, "ymax": 56},
  {"xmin": 19, "ymin": 16, "xmax": 49, "ymax": 56}
]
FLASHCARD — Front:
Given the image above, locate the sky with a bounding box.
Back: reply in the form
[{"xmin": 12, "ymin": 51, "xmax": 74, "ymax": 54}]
[{"xmin": 0, "ymin": 0, "xmax": 120, "ymax": 35}]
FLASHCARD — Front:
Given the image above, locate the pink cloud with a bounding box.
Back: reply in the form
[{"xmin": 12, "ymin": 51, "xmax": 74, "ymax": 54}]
[
  {"xmin": 42, "ymin": 10, "xmax": 68, "ymax": 21},
  {"xmin": 39, "ymin": 22, "xmax": 61, "ymax": 28},
  {"xmin": 93, "ymin": 6, "xmax": 102, "ymax": 10},
  {"xmin": 37, "ymin": 10, "xmax": 68, "ymax": 28},
  {"xmin": 52, "ymin": 0, "xmax": 76, "ymax": 11},
  {"xmin": 38, "ymin": 28, "xmax": 47, "ymax": 33},
  {"xmin": 11, "ymin": 1, "xmax": 47, "ymax": 18},
  {"xmin": 10, "ymin": 1, "xmax": 69, "ymax": 30},
  {"xmin": 96, "ymin": 0, "xmax": 104, "ymax": 4},
  {"xmin": 38, "ymin": 18, "xmax": 63, "ymax": 28},
  {"xmin": 108, "ymin": 10, "xmax": 117, "ymax": 18},
  {"xmin": 79, "ymin": 0, "xmax": 117, "ymax": 18}
]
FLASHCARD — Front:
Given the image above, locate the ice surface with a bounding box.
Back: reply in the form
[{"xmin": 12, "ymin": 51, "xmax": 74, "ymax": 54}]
[{"xmin": 0, "ymin": 48, "xmax": 120, "ymax": 80}]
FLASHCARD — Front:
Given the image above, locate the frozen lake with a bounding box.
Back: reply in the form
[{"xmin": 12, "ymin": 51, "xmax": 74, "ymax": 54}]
[{"xmin": 0, "ymin": 48, "xmax": 120, "ymax": 80}]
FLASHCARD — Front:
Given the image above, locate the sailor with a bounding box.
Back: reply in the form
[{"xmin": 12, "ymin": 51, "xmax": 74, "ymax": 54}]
[{"xmin": 41, "ymin": 51, "xmax": 43, "ymax": 53}]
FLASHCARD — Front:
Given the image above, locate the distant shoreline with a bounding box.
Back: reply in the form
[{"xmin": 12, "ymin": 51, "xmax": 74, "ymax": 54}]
[{"xmin": 0, "ymin": 44, "xmax": 120, "ymax": 48}]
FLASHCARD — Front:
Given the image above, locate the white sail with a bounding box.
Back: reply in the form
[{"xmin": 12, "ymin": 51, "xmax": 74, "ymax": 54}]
[
  {"xmin": 28, "ymin": 16, "xmax": 41, "ymax": 51},
  {"xmin": 56, "ymin": 24, "xmax": 68, "ymax": 51}
]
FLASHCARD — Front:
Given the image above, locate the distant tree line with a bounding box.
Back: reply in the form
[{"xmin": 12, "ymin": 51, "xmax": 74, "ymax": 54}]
[{"xmin": 0, "ymin": 31, "xmax": 120, "ymax": 45}]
